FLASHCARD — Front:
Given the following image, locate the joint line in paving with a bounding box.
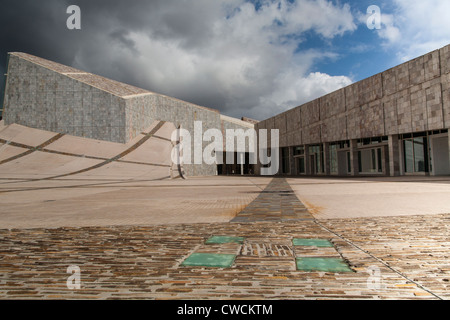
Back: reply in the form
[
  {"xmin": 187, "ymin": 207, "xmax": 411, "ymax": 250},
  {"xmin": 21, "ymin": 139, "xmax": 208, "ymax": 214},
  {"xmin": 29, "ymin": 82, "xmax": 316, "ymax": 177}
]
[
  {"xmin": 231, "ymin": 177, "xmax": 445, "ymax": 299},
  {"xmin": 0, "ymin": 133, "xmax": 65, "ymax": 165},
  {"xmin": 0, "ymin": 121, "xmax": 167, "ymax": 184},
  {"xmin": 313, "ymin": 219, "xmax": 444, "ymax": 300}
]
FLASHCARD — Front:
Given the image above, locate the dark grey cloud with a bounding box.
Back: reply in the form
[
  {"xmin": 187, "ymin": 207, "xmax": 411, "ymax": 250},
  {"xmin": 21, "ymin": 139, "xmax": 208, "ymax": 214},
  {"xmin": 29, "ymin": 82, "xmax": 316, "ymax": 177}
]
[
  {"xmin": 0, "ymin": 0, "xmax": 231, "ymax": 112},
  {"xmin": 0, "ymin": 0, "xmax": 356, "ymax": 120},
  {"xmin": 0, "ymin": 0, "xmax": 82, "ymax": 112},
  {"xmin": 0, "ymin": 0, "xmax": 81, "ymax": 64}
]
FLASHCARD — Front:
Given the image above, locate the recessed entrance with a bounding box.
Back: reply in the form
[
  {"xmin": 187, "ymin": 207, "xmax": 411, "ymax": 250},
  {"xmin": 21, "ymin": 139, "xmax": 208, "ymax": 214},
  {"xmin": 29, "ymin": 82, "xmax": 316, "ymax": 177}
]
[{"xmin": 431, "ymin": 135, "xmax": 450, "ymax": 175}]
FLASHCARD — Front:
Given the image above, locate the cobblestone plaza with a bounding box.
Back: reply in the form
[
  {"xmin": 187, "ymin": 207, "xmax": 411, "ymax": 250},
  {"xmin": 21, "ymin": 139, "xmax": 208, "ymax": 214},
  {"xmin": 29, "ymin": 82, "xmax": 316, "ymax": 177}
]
[
  {"xmin": 0, "ymin": 46, "xmax": 449, "ymax": 300},
  {"xmin": 0, "ymin": 174, "xmax": 449, "ymax": 300}
]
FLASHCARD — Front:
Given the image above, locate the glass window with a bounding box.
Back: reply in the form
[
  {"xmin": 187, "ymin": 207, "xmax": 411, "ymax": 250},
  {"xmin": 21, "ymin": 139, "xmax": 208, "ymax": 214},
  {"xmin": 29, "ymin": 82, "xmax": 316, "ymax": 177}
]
[
  {"xmin": 358, "ymin": 151, "xmax": 362, "ymax": 173},
  {"xmin": 347, "ymin": 152, "xmax": 351, "ymax": 173},
  {"xmin": 377, "ymin": 148, "xmax": 383, "ymax": 173},
  {"xmin": 293, "ymin": 146, "xmax": 304, "ymax": 156},
  {"xmin": 414, "ymin": 137, "xmax": 426, "ymax": 173},
  {"xmin": 309, "ymin": 145, "xmax": 323, "ymax": 174},
  {"xmin": 298, "ymin": 157, "xmax": 305, "ymax": 174},
  {"xmin": 371, "ymin": 149, "xmax": 376, "ymax": 171},
  {"xmin": 359, "ymin": 148, "xmax": 383, "ymax": 174},
  {"xmin": 404, "ymin": 140, "xmax": 414, "ymax": 173},
  {"xmin": 403, "ymin": 137, "xmax": 429, "ymax": 173}
]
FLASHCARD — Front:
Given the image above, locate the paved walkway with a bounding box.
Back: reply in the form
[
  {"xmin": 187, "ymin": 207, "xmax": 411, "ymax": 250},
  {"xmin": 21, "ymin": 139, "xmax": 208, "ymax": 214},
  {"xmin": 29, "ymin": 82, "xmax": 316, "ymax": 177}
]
[
  {"xmin": 232, "ymin": 178, "xmax": 312, "ymax": 222},
  {"xmin": 2, "ymin": 121, "xmax": 449, "ymax": 300},
  {"xmin": 0, "ymin": 176, "xmax": 268, "ymax": 229},
  {"xmin": 0, "ymin": 177, "xmax": 449, "ymax": 300},
  {"xmin": 288, "ymin": 176, "xmax": 450, "ymax": 219}
]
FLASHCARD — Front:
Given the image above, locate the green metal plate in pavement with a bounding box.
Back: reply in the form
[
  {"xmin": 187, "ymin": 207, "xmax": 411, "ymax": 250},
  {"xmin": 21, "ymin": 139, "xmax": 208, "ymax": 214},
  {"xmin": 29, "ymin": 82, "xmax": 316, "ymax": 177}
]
[
  {"xmin": 181, "ymin": 253, "xmax": 236, "ymax": 268},
  {"xmin": 293, "ymin": 238, "xmax": 334, "ymax": 248},
  {"xmin": 296, "ymin": 258, "xmax": 353, "ymax": 273},
  {"xmin": 206, "ymin": 236, "xmax": 245, "ymax": 245}
]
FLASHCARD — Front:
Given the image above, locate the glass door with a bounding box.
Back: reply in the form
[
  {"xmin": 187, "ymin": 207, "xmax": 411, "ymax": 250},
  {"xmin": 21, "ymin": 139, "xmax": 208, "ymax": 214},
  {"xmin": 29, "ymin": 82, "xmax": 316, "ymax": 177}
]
[{"xmin": 403, "ymin": 137, "xmax": 429, "ymax": 173}]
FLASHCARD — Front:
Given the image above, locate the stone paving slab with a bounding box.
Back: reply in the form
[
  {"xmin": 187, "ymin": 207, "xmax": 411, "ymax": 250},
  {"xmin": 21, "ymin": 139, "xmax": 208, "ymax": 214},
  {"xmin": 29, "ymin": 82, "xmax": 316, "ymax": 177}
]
[
  {"xmin": 288, "ymin": 177, "xmax": 450, "ymax": 219},
  {"xmin": 320, "ymin": 214, "xmax": 450, "ymax": 300},
  {"xmin": 0, "ymin": 177, "xmax": 267, "ymax": 229},
  {"xmin": 0, "ymin": 175, "xmax": 448, "ymax": 300},
  {"xmin": 232, "ymin": 178, "xmax": 313, "ymax": 223},
  {"xmin": 0, "ymin": 215, "xmax": 448, "ymax": 300}
]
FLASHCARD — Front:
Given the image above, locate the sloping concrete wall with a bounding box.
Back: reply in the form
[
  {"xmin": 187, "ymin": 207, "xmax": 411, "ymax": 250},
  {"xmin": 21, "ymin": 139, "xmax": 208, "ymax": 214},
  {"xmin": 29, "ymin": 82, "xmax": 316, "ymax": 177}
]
[
  {"xmin": 3, "ymin": 52, "xmax": 255, "ymax": 177},
  {"xmin": 125, "ymin": 94, "xmax": 222, "ymax": 176},
  {"xmin": 3, "ymin": 54, "xmax": 127, "ymax": 143}
]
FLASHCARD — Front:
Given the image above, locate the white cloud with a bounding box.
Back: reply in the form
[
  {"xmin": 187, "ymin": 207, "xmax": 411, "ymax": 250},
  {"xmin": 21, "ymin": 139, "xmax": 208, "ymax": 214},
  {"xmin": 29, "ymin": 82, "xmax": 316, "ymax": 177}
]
[
  {"xmin": 73, "ymin": 0, "xmax": 357, "ymax": 120},
  {"xmin": 378, "ymin": 14, "xmax": 401, "ymax": 44},
  {"xmin": 370, "ymin": 0, "xmax": 450, "ymax": 61},
  {"xmin": 259, "ymin": 71, "xmax": 353, "ymax": 119}
]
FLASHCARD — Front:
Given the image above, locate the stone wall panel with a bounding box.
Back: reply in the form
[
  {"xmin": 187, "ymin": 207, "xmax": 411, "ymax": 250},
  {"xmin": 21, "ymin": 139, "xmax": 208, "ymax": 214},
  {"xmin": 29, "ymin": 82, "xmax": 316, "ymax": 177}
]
[
  {"xmin": 396, "ymin": 89, "xmax": 412, "ymax": 134},
  {"xmin": 440, "ymin": 45, "xmax": 450, "ymax": 75},
  {"xmin": 396, "ymin": 62, "xmax": 410, "ymax": 92},
  {"xmin": 302, "ymin": 124, "xmax": 321, "ymax": 145},
  {"xmin": 410, "ymin": 85, "xmax": 427, "ymax": 132},
  {"xmin": 382, "ymin": 94, "xmax": 398, "ymax": 135},
  {"xmin": 442, "ymin": 73, "xmax": 450, "ymax": 128},
  {"xmin": 409, "ymin": 56, "xmax": 425, "ymax": 86},
  {"xmin": 383, "ymin": 68, "xmax": 397, "ymax": 96},
  {"xmin": 301, "ymin": 100, "xmax": 320, "ymax": 127},
  {"xmin": 424, "ymin": 50, "xmax": 441, "ymax": 81},
  {"xmin": 426, "ymin": 83, "xmax": 444, "ymax": 131}
]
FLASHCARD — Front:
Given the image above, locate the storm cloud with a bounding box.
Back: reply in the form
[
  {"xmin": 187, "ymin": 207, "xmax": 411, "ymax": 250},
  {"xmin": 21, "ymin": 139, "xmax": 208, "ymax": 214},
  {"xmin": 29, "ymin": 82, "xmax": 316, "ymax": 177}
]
[{"xmin": 0, "ymin": 0, "xmax": 358, "ymax": 120}]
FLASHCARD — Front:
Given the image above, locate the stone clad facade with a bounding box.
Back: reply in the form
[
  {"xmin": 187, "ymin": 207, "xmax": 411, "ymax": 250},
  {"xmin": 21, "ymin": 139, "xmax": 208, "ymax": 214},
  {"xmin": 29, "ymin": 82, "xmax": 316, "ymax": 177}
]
[{"xmin": 256, "ymin": 44, "xmax": 450, "ymax": 177}]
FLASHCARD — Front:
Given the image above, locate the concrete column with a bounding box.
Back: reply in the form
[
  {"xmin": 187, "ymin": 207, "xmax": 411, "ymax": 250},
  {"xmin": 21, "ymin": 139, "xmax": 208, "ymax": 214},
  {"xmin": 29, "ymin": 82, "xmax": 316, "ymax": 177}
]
[
  {"xmin": 350, "ymin": 139, "xmax": 359, "ymax": 176},
  {"xmin": 323, "ymin": 143, "xmax": 330, "ymax": 176},
  {"xmin": 289, "ymin": 147, "xmax": 295, "ymax": 176},
  {"xmin": 388, "ymin": 135, "xmax": 401, "ymax": 177},
  {"xmin": 383, "ymin": 145, "xmax": 390, "ymax": 176},
  {"xmin": 448, "ymin": 133, "xmax": 450, "ymax": 174},
  {"xmin": 278, "ymin": 148, "xmax": 283, "ymax": 176},
  {"xmin": 255, "ymin": 163, "xmax": 261, "ymax": 176},
  {"xmin": 304, "ymin": 145, "xmax": 310, "ymax": 175},
  {"xmin": 232, "ymin": 153, "xmax": 237, "ymax": 175},
  {"xmin": 240, "ymin": 153, "xmax": 244, "ymax": 176}
]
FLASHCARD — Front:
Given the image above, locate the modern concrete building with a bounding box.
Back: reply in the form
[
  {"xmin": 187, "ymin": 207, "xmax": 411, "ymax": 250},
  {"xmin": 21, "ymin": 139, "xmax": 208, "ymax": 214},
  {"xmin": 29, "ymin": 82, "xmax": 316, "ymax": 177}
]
[
  {"xmin": 2, "ymin": 45, "xmax": 450, "ymax": 178},
  {"xmin": 255, "ymin": 44, "xmax": 450, "ymax": 177},
  {"xmin": 1, "ymin": 52, "xmax": 255, "ymax": 177}
]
